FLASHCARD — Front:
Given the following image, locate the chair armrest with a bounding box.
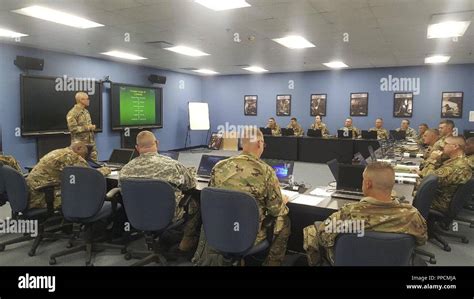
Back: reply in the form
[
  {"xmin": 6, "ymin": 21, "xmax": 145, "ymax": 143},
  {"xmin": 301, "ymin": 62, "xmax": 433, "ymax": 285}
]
[
  {"xmin": 262, "ymin": 215, "xmax": 276, "ymax": 242},
  {"xmin": 106, "ymin": 187, "xmax": 121, "ymax": 200},
  {"xmin": 36, "ymin": 183, "xmax": 58, "ymax": 215}
]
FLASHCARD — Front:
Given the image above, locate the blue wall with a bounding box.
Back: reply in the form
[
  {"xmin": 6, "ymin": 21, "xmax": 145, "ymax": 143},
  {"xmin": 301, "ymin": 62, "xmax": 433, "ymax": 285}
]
[
  {"xmin": 0, "ymin": 43, "xmax": 206, "ymax": 168},
  {"xmin": 203, "ymin": 65, "xmax": 474, "ymax": 136}
]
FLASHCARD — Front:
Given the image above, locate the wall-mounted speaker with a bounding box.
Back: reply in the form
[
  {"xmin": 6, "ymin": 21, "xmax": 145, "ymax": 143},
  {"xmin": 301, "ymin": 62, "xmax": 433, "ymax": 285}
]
[
  {"xmin": 148, "ymin": 74, "xmax": 166, "ymax": 84},
  {"xmin": 14, "ymin": 56, "xmax": 44, "ymax": 71}
]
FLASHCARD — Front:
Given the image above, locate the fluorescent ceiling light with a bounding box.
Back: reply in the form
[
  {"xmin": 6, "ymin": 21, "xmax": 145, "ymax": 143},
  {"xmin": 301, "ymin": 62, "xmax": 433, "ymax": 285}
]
[
  {"xmin": 425, "ymin": 55, "xmax": 450, "ymax": 64},
  {"xmin": 323, "ymin": 61, "xmax": 349, "ymax": 69},
  {"xmin": 195, "ymin": 0, "xmax": 251, "ymax": 11},
  {"xmin": 427, "ymin": 21, "xmax": 470, "ymax": 38},
  {"xmin": 0, "ymin": 28, "xmax": 28, "ymax": 38},
  {"xmin": 101, "ymin": 51, "xmax": 147, "ymax": 60},
  {"xmin": 272, "ymin": 35, "xmax": 315, "ymax": 49},
  {"xmin": 242, "ymin": 66, "xmax": 268, "ymax": 73},
  {"xmin": 164, "ymin": 46, "xmax": 210, "ymax": 57},
  {"xmin": 13, "ymin": 5, "xmax": 104, "ymax": 29},
  {"xmin": 193, "ymin": 69, "xmax": 219, "ymax": 75}
]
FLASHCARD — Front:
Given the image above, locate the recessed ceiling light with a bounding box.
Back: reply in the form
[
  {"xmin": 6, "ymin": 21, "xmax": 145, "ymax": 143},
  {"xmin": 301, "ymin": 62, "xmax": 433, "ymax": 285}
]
[
  {"xmin": 193, "ymin": 69, "xmax": 219, "ymax": 75},
  {"xmin": 323, "ymin": 61, "xmax": 349, "ymax": 69},
  {"xmin": 194, "ymin": 0, "xmax": 251, "ymax": 11},
  {"xmin": 427, "ymin": 21, "xmax": 470, "ymax": 39},
  {"xmin": 164, "ymin": 45, "xmax": 210, "ymax": 57},
  {"xmin": 0, "ymin": 28, "xmax": 28, "ymax": 38},
  {"xmin": 272, "ymin": 35, "xmax": 315, "ymax": 49},
  {"xmin": 101, "ymin": 51, "xmax": 147, "ymax": 60},
  {"xmin": 425, "ymin": 55, "xmax": 450, "ymax": 64},
  {"xmin": 13, "ymin": 6, "xmax": 104, "ymax": 29},
  {"xmin": 242, "ymin": 66, "xmax": 268, "ymax": 73}
]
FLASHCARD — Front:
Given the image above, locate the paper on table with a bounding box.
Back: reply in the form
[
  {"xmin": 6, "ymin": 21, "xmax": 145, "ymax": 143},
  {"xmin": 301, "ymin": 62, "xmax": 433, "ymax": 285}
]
[
  {"xmin": 395, "ymin": 172, "xmax": 419, "ymax": 178},
  {"xmin": 110, "ymin": 171, "xmax": 119, "ymax": 177},
  {"xmin": 280, "ymin": 189, "xmax": 300, "ymax": 201},
  {"xmin": 291, "ymin": 195, "xmax": 326, "ymax": 206},
  {"xmin": 309, "ymin": 187, "xmax": 333, "ymax": 197}
]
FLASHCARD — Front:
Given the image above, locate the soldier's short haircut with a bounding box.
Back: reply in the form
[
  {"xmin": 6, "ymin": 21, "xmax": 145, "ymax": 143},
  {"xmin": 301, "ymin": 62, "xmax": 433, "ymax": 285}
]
[
  {"xmin": 75, "ymin": 92, "xmax": 88, "ymax": 103},
  {"xmin": 439, "ymin": 119, "xmax": 455, "ymax": 129},
  {"xmin": 364, "ymin": 162, "xmax": 395, "ymax": 192},
  {"xmin": 376, "ymin": 117, "xmax": 383, "ymax": 122},
  {"xmin": 269, "ymin": 117, "xmax": 275, "ymax": 121},
  {"xmin": 291, "ymin": 117, "xmax": 297, "ymax": 121},
  {"xmin": 241, "ymin": 127, "xmax": 262, "ymax": 146},
  {"xmin": 446, "ymin": 136, "xmax": 466, "ymax": 151},
  {"xmin": 419, "ymin": 123, "xmax": 428, "ymax": 129},
  {"xmin": 136, "ymin": 130, "xmax": 156, "ymax": 147},
  {"xmin": 402, "ymin": 119, "xmax": 410, "ymax": 125},
  {"xmin": 425, "ymin": 129, "xmax": 439, "ymax": 136},
  {"xmin": 346, "ymin": 117, "xmax": 352, "ymax": 121},
  {"xmin": 467, "ymin": 137, "xmax": 474, "ymax": 146}
]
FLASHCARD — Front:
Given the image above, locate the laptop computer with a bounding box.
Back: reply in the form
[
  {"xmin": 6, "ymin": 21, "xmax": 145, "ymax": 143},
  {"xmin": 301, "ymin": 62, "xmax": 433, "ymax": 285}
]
[
  {"xmin": 331, "ymin": 164, "xmax": 365, "ymax": 201},
  {"xmin": 353, "ymin": 152, "xmax": 368, "ymax": 166},
  {"xmin": 259, "ymin": 127, "xmax": 272, "ymax": 135},
  {"xmin": 196, "ymin": 155, "xmax": 229, "ymax": 182},
  {"xmin": 105, "ymin": 149, "xmax": 135, "ymax": 170},
  {"xmin": 337, "ymin": 129, "xmax": 353, "ymax": 139},
  {"xmin": 159, "ymin": 151, "xmax": 180, "ymax": 160},
  {"xmin": 263, "ymin": 159, "xmax": 295, "ymax": 186},
  {"xmin": 390, "ymin": 130, "xmax": 406, "ymax": 141},
  {"xmin": 307, "ymin": 129, "xmax": 322, "ymax": 138},
  {"xmin": 361, "ymin": 130, "xmax": 377, "ymax": 140},
  {"xmin": 327, "ymin": 159, "xmax": 339, "ymax": 182},
  {"xmin": 281, "ymin": 128, "xmax": 294, "ymax": 136}
]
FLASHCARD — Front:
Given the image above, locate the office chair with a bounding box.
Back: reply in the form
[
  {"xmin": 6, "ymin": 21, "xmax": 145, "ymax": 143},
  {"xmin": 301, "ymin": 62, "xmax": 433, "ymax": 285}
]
[
  {"xmin": 428, "ymin": 179, "xmax": 474, "ymax": 252},
  {"xmin": 0, "ymin": 165, "xmax": 70, "ymax": 256},
  {"xmin": 119, "ymin": 178, "xmax": 183, "ymax": 266},
  {"xmin": 200, "ymin": 187, "xmax": 271, "ymax": 266},
  {"xmin": 411, "ymin": 174, "xmax": 438, "ymax": 264},
  {"xmin": 49, "ymin": 167, "xmax": 125, "ymax": 266},
  {"xmin": 334, "ymin": 231, "xmax": 415, "ymax": 266}
]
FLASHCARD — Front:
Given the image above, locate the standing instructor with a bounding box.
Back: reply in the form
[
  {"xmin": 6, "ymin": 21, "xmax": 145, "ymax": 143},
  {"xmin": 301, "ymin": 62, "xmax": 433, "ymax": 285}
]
[{"xmin": 67, "ymin": 92, "xmax": 98, "ymax": 161}]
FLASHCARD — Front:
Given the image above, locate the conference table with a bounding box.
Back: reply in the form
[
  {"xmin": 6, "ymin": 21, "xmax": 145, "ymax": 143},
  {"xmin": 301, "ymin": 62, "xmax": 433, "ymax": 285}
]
[
  {"xmin": 106, "ymin": 171, "xmax": 415, "ymax": 253},
  {"xmin": 261, "ymin": 135, "xmax": 380, "ymax": 164}
]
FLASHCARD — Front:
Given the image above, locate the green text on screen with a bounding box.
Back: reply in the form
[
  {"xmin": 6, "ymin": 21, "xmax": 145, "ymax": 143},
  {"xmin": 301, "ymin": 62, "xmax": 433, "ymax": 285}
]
[{"xmin": 119, "ymin": 86, "xmax": 156, "ymax": 126}]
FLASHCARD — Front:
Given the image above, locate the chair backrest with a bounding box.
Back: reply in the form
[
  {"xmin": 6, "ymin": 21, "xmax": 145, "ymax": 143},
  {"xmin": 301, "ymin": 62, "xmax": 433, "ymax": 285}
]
[
  {"xmin": 120, "ymin": 178, "xmax": 176, "ymax": 232},
  {"xmin": 0, "ymin": 164, "xmax": 5, "ymax": 194},
  {"xmin": 448, "ymin": 178, "xmax": 474, "ymax": 218},
  {"xmin": 0, "ymin": 165, "xmax": 28, "ymax": 213},
  {"xmin": 412, "ymin": 175, "xmax": 438, "ymax": 219},
  {"xmin": 200, "ymin": 187, "xmax": 260, "ymax": 255},
  {"xmin": 60, "ymin": 167, "xmax": 106, "ymax": 220},
  {"xmin": 334, "ymin": 231, "xmax": 415, "ymax": 266}
]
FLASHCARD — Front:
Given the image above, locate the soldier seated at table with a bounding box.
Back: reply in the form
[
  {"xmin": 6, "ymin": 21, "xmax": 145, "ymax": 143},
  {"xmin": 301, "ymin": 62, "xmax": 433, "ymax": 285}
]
[
  {"xmin": 266, "ymin": 117, "xmax": 281, "ymax": 136},
  {"xmin": 287, "ymin": 117, "xmax": 304, "ymax": 136},
  {"xmin": 303, "ymin": 162, "xmax": 427, "ymax": 266}
]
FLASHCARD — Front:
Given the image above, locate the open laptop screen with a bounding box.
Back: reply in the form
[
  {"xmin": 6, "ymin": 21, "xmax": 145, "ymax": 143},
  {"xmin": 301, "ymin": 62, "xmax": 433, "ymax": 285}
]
[
  {"xmin": 337, "ymin": 164, "xmax": 365, "ymax": 192},
  {"xmin": 263, "ymin": 159, "xmax": 294, "ymax": 183},
  {"xmin": 108, "ymin": 149, "xmax": 134, "ymax": 164},
  {"xmin": 197, "ymin": 155, "xmax": 229, "ymax": 177},
  {"xmin": 327, "ymin": 159, "xmax": 339, "ymax": 182}
]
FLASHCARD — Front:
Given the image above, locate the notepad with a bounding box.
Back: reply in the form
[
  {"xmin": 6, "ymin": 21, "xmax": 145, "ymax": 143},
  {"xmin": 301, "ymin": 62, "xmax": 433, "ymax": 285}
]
[
  {"xmin": 280, "ymin": 189, "xmax": 300, "ymax": 202},
  {"xmin": 291, "ymin": 195, "xmax": 326, "ymax": 206},
  {"xmin": 309, "ymin": 187, "xmax": 333, "ymax": 197}
]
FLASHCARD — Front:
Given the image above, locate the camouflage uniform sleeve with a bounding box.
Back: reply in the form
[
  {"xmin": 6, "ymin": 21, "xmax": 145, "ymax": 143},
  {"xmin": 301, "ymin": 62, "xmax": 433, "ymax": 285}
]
[
  {"xmin": 67, "ymin": 111, "xmax": 89, "ymax": 134},
  {"xmin": 409, "ymin": 211, "xmax": 428, "ymax": 245},
  {"xmin": 420, "ymin": 159, "xmax": 453, "ymax": 186},
  {"xmin": 174, "ymin": 163, "xmax": 196, "ymax": 192},
  {"xmin": 272, "ymin": 125, "xmax": 282, "ymax": 136},
  {"xmin": 323, "ymin": 125, "xmax": 329, "ymax": 136},
  {"xmin": 0, "ymin": 156, "xmax": 23, "ymax": 173},
  {"xmin": 264, "ymin": 167, "xmax": 288, "ymax": 217},
  {"xmin": 318, "ymin": 210, "xmax": 343, "ymax": 248}
]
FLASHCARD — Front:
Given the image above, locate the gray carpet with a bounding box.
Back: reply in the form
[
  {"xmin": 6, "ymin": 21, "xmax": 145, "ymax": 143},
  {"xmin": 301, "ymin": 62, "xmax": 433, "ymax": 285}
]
[{"xmin": 1, "ymin": 149, "xmax": 473, "ymax": 266}]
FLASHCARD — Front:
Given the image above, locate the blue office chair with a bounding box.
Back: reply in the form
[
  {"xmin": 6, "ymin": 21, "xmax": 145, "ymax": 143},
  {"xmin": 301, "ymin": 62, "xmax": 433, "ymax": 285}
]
[
  {"xmin": 120, "ymin": 178, "xmax": 184, "ymax": 266},
  {"xmin": 0, "ymin": 165, "xmax": 69, "ymax": 256},
  {"xmin": 428, "ymin": 179, "xmax": 474, "ymax": 252},
  {"xmin": 200, "ymin": 187, "xmax": 271, "ymax": 266},
  {"xmin": 411, "ymin": 174, "xmax": 438, "ymax": 264},
  {"xmin": 334, "ymin": 231, "xmax": 415, "ymax": 266},
  {"xmin": 49, "ymin": 167, "xmax": 125, "ymax": 266}
]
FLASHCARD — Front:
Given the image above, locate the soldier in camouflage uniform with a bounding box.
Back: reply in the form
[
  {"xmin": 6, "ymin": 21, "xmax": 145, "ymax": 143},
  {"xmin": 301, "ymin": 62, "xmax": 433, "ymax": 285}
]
[
  {"xmin": 266, "ymin": 117, "xmax": 281, "ymax": 136},
  {"xmin": 369, "ymin": 118, "xmax": 389, "ymax": 140},
  {"xmin": 339, "ymin": 117, "xmax": 360, "ymax": 138},
  {"xmin": 466, "ymin": 137, "xmax": 474, "ymax": 171},
  {"xmin": 310, "ymin": 115, "xmax": 330, "ymax": 136},
  {"xmin": 119, "ymin": 131, "xmax": 200, "ymax": 252},
  {"xmin": 0, "ymin": 155, "xmax": 22, "ymax": 172},
  {"xmin": 303, "ymin": 162, "xmax": 427, "ymax": 266},
  {"xmin": 418, "ymin": 129, "xmax": 439, "ymax": 170},
  {"xmin": 27, "ymin": 142, "xmax": 111, "ymax": 209},
  {"xmin": 287, "ymin": 117, "xmax": 304, "ymax": 136},
  {"xmin": 192, "ymin": 128, "xmax": 290, "ymax": 266},
  {"xmin": 66, "ymin": 92, "xmax": 98, "ymax": 161},
  {"xmin": 396, "ymin": 119, "xmax": 418, "ymax": 139},
  {"xmin": 419, "ymin": 136, "xmax": 472, "ymax": 214},
  {"xmin": 417, "ymin": 123, "xmax": 429, "ymax": 146}
]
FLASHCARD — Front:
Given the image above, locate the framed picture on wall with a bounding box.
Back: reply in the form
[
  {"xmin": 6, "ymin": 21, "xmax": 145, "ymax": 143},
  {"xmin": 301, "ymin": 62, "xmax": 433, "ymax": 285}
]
[
  {"xmin": 441, "ymin": 92, "xmax": 463, "ymax": 118},
  {"xmin": 244, "ymin": 95, "xmax": 258, "ymax": 116},
  {"xmin": 310, "ymin": 94, "xmax": 327, "ymax": 116},
  {"xmin": 350, "ymin": 92, "xmax": 368, "ymax": 116},
  {"xmin": 276, "ymin": 94, "xmax": 291, "ymax": 116},
  {"xmin": 393, "ymin": 92, "xmax": 413, "ymax": 118}
]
